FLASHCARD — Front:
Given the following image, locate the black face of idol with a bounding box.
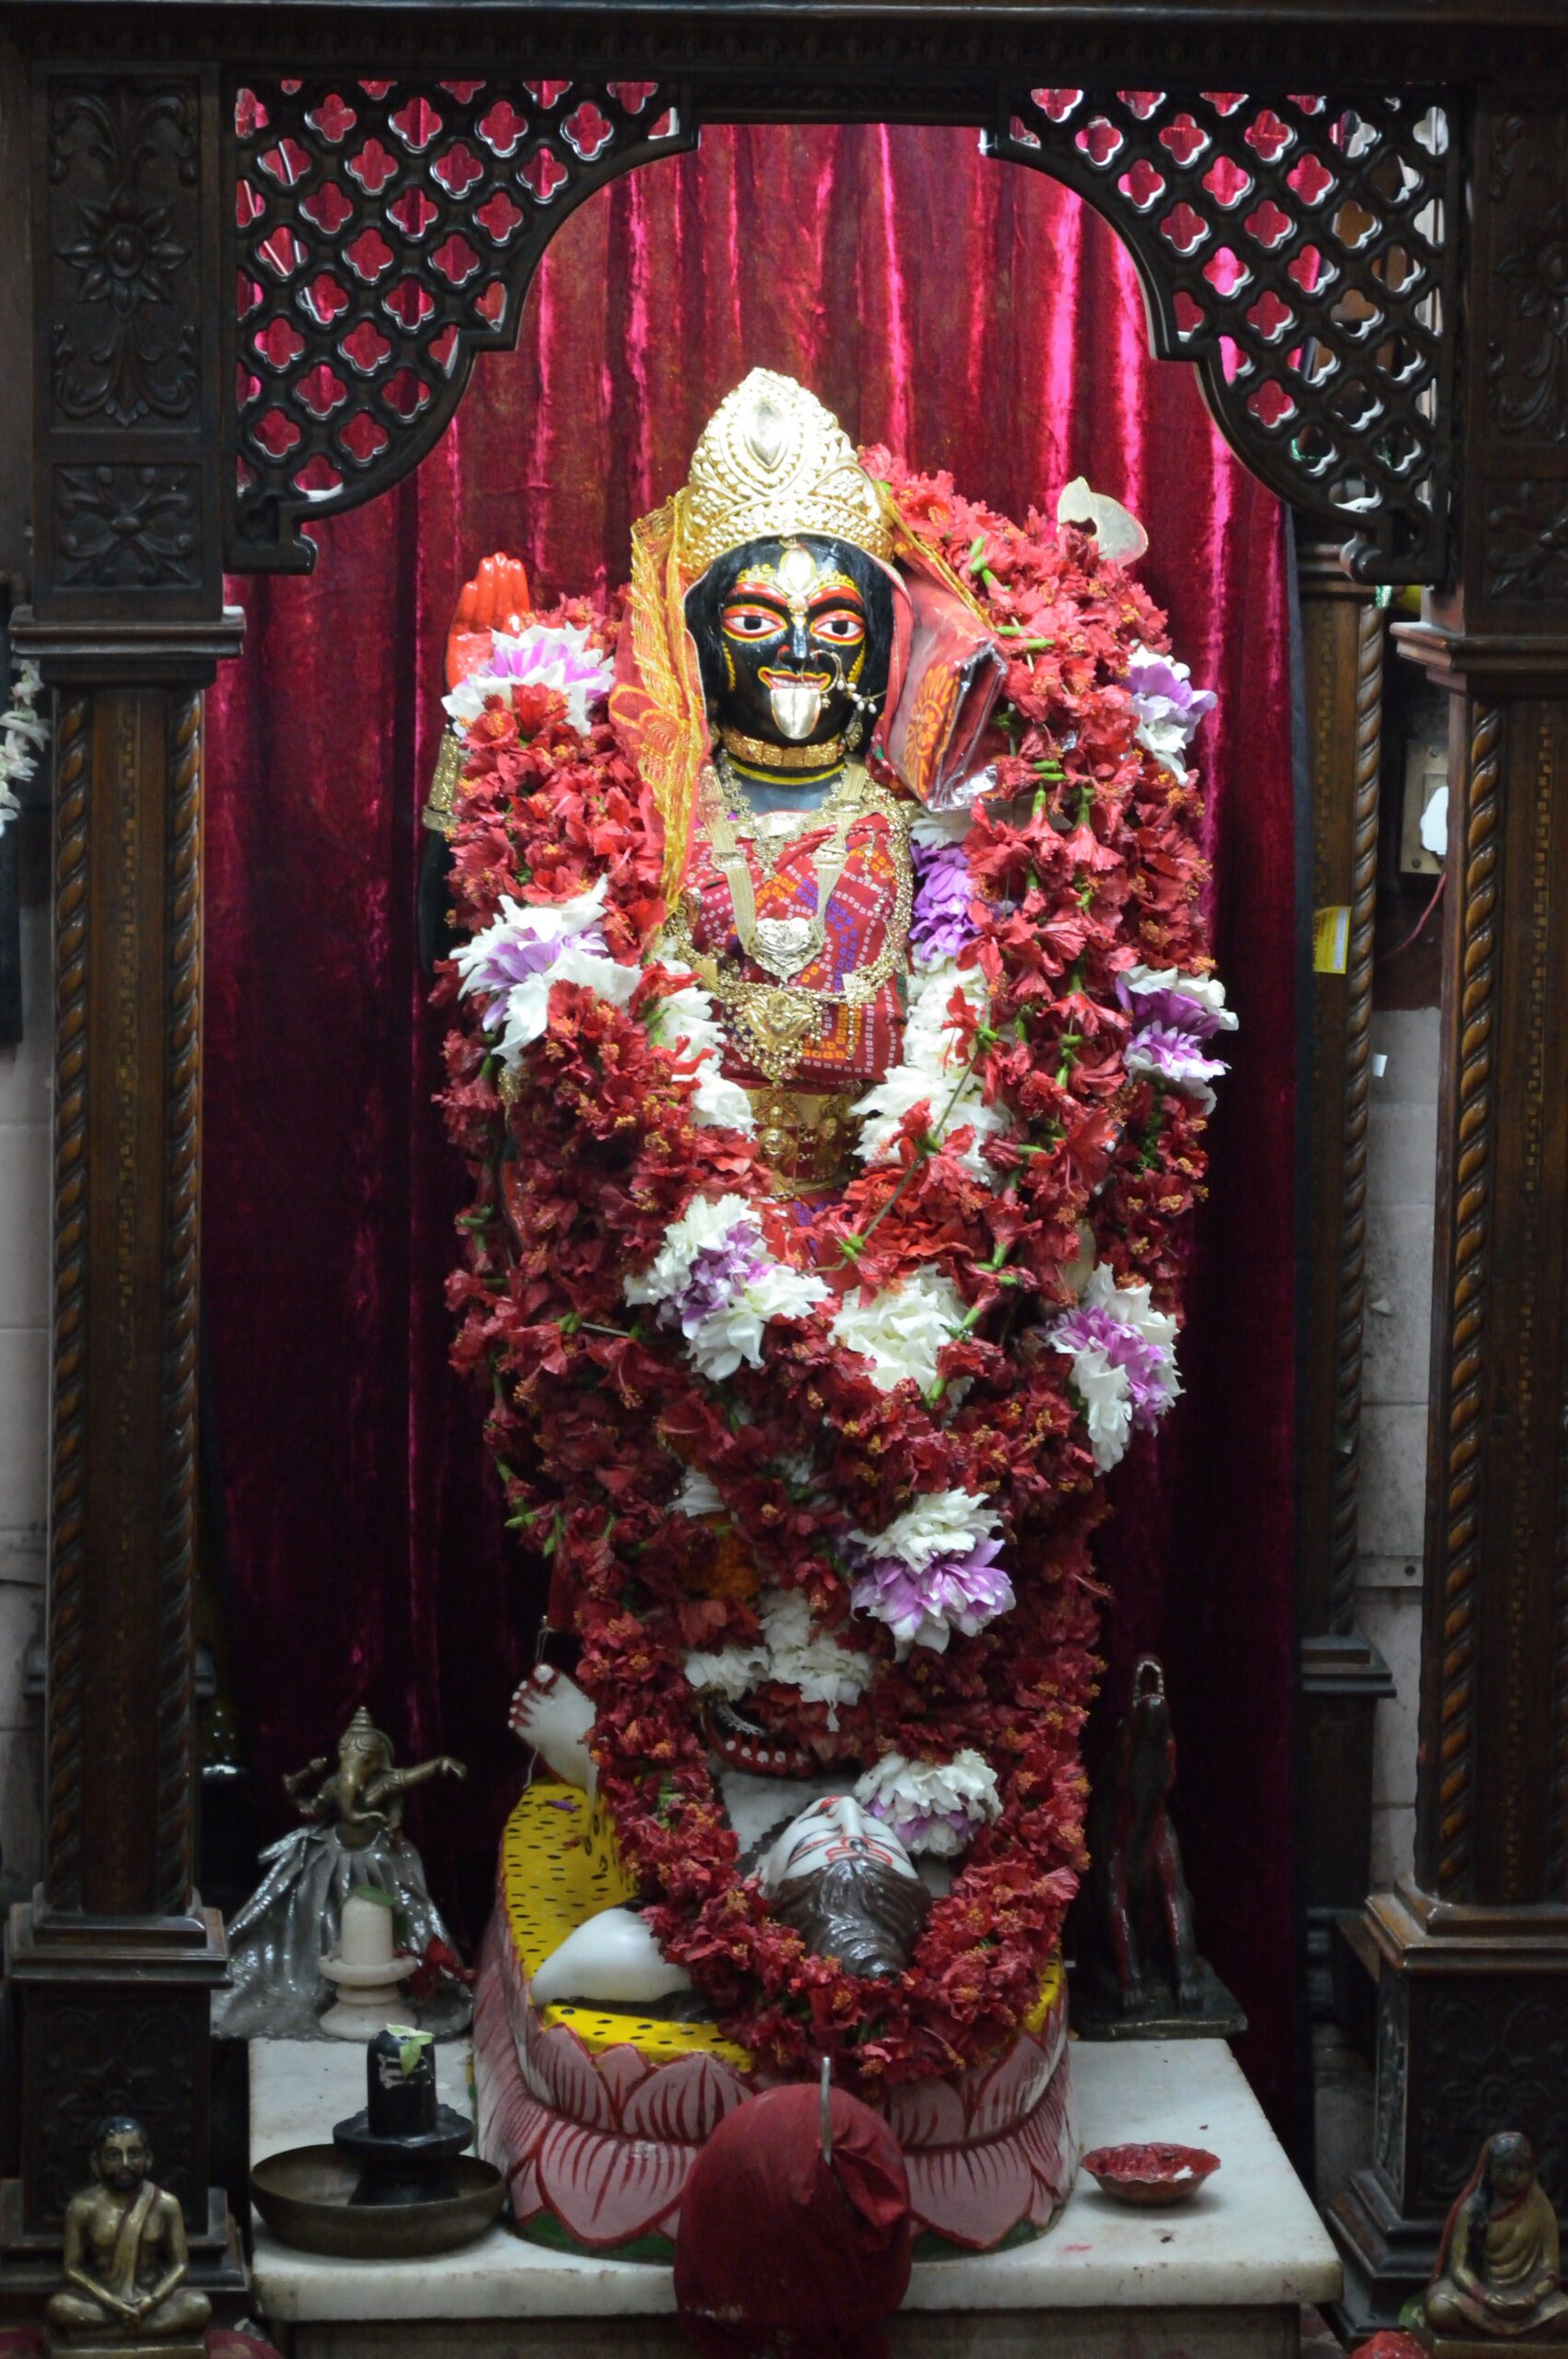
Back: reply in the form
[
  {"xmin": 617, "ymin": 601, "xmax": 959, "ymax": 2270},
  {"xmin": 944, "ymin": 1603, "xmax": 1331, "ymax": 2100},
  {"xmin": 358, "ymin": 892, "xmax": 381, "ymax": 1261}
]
[{"xmin": 686, "ymin": 533, "xmax": 894, "ymax": 761}]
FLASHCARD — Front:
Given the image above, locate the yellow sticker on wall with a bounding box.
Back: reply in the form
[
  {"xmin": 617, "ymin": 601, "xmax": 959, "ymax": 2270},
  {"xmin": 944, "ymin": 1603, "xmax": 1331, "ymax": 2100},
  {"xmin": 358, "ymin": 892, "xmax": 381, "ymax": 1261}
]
[{"xmin": 1313, "ymin": 905, "xmax": 1351, "ymax": 975}]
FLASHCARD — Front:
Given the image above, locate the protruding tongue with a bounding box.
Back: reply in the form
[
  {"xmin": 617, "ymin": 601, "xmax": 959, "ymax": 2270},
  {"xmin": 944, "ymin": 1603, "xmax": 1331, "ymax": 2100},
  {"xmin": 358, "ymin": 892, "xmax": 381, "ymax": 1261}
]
[{"xmin": 768, "ymin": 678, "xmax": 824, "ymax": 742}]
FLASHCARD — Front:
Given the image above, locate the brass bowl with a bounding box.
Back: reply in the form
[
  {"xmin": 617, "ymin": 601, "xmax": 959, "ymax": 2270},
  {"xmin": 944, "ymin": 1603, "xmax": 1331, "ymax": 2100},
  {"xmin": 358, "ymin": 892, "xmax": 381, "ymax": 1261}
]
[{"xmin": 252, "ymin": 2143, "xmax": 506, "ymax": 2258}]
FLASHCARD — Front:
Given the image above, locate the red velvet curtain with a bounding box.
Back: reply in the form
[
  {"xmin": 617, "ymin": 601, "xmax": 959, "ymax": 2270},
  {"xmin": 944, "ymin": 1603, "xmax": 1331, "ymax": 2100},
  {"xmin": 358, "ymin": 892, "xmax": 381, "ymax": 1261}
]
[{"xmin": 205, "ymin": 124, "xmax": 1299, "ymax": 2127}]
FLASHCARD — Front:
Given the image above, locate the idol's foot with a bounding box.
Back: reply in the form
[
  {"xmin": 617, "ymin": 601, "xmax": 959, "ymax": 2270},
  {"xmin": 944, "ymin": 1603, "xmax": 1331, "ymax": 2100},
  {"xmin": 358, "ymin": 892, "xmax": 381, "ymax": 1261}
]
[{"xmin": 509, "ymin": 1664, "xmax": 596, "ymax": 1792}]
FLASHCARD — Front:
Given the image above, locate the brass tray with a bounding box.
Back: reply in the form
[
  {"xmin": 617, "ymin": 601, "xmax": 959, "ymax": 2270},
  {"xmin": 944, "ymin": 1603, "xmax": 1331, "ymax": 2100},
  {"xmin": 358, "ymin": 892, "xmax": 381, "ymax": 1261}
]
[{"xmin": 252, "ymin": 2144, "xmax": 505, "ymax": 2259}]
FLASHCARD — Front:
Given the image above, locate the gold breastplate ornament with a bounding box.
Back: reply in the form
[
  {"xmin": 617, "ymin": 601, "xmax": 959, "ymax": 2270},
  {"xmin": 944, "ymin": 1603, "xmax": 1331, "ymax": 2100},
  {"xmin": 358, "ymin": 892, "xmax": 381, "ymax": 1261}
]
[{"xmin": 665, "ymin": 760, "xmax": 915, "ymax": 1086}]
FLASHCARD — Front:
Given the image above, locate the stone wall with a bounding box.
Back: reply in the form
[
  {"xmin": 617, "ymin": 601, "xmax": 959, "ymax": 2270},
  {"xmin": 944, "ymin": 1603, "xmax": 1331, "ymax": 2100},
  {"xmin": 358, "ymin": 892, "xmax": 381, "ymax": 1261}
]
[
  {"xmin": 0, "ymin": 901, "xmax": 47, "ymax": 1888},
  {"xmin": 1358, "ymin": 1006, "xmax": 1438, "ymax": 1890}
]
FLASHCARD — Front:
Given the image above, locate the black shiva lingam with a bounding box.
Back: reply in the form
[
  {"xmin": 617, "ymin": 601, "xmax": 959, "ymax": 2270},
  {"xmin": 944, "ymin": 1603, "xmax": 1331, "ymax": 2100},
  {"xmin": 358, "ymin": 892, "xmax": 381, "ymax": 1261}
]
[{"xmin": 332, "ymin": 2027, "xmax": 474, "ymax": 2206}]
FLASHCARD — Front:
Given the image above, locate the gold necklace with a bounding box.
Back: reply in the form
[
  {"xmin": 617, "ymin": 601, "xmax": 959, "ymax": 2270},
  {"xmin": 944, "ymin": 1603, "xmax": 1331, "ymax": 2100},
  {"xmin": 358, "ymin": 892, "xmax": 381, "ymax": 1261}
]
[{"xmin": 720, "ymin": 722, "xmax": 848, "ymax": 773}]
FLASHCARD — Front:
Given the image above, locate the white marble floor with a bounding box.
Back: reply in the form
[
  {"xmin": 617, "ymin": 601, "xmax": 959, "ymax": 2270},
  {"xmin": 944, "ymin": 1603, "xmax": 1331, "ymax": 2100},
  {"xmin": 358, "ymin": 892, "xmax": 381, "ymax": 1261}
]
[{"xmin": 250, "ymin": 2033, "xmax": 1338, "ymax": 2355}]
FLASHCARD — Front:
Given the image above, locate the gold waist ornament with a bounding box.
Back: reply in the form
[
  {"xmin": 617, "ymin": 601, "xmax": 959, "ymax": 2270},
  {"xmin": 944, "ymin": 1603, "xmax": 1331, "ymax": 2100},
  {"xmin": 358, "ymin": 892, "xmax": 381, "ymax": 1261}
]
[{"xmin": 745, "ymin": 1086, "xmax": 860, "ymax": 1193}]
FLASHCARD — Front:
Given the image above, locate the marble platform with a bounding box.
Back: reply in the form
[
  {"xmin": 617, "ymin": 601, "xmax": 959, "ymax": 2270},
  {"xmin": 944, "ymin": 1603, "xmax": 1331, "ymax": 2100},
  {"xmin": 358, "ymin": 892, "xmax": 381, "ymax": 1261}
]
[{"xmin": 250, "ymin": 2036, "xmax": 1338, "ymax": 2359}]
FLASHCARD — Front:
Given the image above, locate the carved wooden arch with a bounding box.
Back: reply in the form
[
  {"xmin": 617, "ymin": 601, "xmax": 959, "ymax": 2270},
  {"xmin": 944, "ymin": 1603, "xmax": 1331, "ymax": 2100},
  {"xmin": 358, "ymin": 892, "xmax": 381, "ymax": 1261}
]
[{"xmin": 226, "ymin": 71, "xmax": 1459, "ymax": 582}]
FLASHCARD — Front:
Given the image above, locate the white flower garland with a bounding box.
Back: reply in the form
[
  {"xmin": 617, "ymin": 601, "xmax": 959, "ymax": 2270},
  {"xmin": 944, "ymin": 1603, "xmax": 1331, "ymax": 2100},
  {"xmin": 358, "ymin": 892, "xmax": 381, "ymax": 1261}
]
[
  {"xmin": 0, "ymin": 659, "xmax": 48, "ymax": 837},
  {"xmin": 685, "ymin": 1587, "xmax": 874, "ymax": 1725},
  {"xmin": 855, "ymin": 1748, "xmax": 1002, "ymax": 1857}
]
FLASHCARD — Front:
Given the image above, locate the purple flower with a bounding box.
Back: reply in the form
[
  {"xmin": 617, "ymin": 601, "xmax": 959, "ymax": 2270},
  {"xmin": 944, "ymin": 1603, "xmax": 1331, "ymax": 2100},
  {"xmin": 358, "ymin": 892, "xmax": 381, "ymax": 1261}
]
[
  {"xmin": 1115, "ymin": 972, "xmax": 1229, "ymax": 1039},
  {"xmin": 464, "ymin": 921, "xmax": 609, "ymax": 999},
  {"xmin": 849, "ymin": 1537, "xmax": 1015, "ymax": 1654},
  {"xmin": 866, "ymin": 1798, "xmax": 975, "ymax": 1849},
  {"xmin": 1125, "ymin": 1022, "xmax": 1229, "ymax": 1092},
  {"xmin": 453, "ymin": 882, "xmax": 614, "ymax": 1011},
  {"xmin": 910, "ymin": 842, "xmax": 979, "ymax": 968},
  {"xmin": 489, "ymin": 635, "xmax": 613, "ymax": 695},
  {"xmin": 1050, "ymin": 1303, "xmax": 1171, "ymax": 1430},
  {"xmin": 1126, "ymin": 647, "xmax": 1216, "ymax": 723},
  {"xmin": 660, "ymin": 1221, "xmax": 769, "ymax": 1341}
]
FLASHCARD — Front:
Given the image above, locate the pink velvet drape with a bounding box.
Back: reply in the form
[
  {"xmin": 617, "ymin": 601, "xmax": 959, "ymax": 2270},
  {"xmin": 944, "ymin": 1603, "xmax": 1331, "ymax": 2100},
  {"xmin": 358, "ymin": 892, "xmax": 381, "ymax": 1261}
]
[{"xmin": 205, "ymin": 124, "xmax": 1299, "ymax": 2127}]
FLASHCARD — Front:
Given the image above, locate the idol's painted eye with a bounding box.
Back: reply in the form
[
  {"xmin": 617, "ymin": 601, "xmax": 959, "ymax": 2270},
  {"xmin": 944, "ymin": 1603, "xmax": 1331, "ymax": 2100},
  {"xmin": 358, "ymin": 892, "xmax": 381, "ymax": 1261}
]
[
  {"xmin": 812, "ymin": 608, "xmax": 865, "ymax": 645},
  {"xmin": 720, "ymin": 602, "xmax": 786, "ymax": 640}
]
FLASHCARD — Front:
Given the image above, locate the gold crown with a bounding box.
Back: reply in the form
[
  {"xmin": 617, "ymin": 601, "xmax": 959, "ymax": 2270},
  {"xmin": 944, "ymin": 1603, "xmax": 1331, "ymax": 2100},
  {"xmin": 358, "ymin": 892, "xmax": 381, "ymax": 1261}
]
[{"xmin": 679, "ymin": 370, "xmax": 893, "ymax": 578}]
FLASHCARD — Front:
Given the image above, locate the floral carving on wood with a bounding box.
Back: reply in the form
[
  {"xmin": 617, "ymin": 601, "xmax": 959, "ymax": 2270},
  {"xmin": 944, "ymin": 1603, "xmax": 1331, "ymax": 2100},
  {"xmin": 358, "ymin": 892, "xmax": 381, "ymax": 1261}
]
[
  {"xmin": 1417, "ymin": 1989, "xmax": 1568, "ymax": 2210},
  {"xmin": 995, "ymin": 87, "xmax": 1460, "ymax": 582},
  {"xmin": 1483, "ymin": 479, "xmax": 1568, "ymax": 602},
  {"xmin": 53, "ymin": 464, "xmax": 201, "ymax": 589},
  {"xmin": 32, "ymin": 1997, "xmax": 202, "ymax": 2227},
  {"xmin": 1485, "ymin": 108, "xmax": 1568, "ymax": 442},
  {"xmin": 1374, "ymin": 1969, "xmax": 1409, "ymax": 2187},
  {"xmin": 48, "ymin": 86, "xmax": 200, "ymax": 428}
]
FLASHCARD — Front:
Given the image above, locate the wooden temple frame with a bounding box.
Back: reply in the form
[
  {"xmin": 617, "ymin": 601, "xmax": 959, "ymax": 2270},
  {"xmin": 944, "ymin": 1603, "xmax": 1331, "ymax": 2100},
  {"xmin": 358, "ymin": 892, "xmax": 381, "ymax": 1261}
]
[{"xmin": 1, "ymin": 2, "xmax": 1567, "ymax": 2334}]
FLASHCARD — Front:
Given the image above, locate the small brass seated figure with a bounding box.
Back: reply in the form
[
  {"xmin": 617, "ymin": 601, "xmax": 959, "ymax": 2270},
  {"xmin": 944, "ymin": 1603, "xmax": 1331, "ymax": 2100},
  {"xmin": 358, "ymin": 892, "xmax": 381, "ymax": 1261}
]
[
  {"xmin": 46, "ymin": 2117, "xmax": 210, "ymax": 2357},
  {"xmin": 1422, "ymin": 2132, "xmax": 1568, "ymax": 2350}
]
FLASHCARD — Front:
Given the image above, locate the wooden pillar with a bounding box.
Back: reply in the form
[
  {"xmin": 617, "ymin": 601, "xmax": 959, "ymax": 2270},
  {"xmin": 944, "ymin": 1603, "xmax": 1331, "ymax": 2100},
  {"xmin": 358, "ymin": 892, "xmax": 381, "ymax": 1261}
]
[
  {"xmin": 1329, "ymin": 88, "xmax": 1568, "ymax": 2334},
  {"xmin": 1294, "ymin": 537, "xmax": 1396, "ymax": 2012},
  {"xmin": 0, "ymin": 62, "xmax": 243, "ymax": 2293}
]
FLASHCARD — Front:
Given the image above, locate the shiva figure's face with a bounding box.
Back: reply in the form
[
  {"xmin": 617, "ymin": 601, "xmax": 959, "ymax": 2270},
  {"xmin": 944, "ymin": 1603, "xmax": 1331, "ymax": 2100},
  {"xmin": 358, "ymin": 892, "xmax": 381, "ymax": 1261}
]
[
  {"xmin": 759, "ymin": 1793, "xmax": 919, "ymax": 1893},
  {"xmin": 687, "ymin": 533, "xmax": 894, "ymax": 758}
]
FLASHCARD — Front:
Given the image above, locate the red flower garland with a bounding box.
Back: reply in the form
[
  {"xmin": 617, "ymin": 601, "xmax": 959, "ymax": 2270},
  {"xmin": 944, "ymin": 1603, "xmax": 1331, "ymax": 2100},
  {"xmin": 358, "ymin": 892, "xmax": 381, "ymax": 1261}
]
[{"xmin": 439, "ymin": 467, "xmax": 1217, "ymax": 2087}]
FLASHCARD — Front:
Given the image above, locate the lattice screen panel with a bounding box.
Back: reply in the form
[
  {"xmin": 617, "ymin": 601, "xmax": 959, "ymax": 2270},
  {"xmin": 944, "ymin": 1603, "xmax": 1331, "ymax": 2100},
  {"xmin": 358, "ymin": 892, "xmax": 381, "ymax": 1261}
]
[
  {"xmin": 993, "ymin": 87, "xmax": 1458, "ymax": 581},
  {"xmin": 228, "ymin": 77, "xmax": 1457, "ymax": 582},
  {"xmin": 228, "ymin": 76, "xmax": 691, "ymax": 569}
]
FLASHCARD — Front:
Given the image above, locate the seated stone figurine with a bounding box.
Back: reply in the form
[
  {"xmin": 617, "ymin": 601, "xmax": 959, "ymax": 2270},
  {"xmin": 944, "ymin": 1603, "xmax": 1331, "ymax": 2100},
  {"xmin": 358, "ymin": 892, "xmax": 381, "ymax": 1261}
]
[
  {"xmin": 1423, "ymin": 2132, "xmax": 1568, "ymax": 2343},
  {"xmin": 47, "ymin": 2117, "xmax": 211, "ymax": 2351}
]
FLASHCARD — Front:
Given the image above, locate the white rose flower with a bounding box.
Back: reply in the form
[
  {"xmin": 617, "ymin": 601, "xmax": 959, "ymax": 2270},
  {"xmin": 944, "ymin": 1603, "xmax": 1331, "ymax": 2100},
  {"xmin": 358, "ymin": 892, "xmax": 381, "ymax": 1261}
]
[
  {"xmin": 689, "ymin": 1065, "xmax": 756, "ymax": 1133},
  {"xmin": 910, "ymin": 802, "xmax": 977, "ymax": 850},
  {"xmin": 647, "ymin": 984, "xmax": 756, "ymax": 1132},
  {"xmin": 623, "ymin": 1192, "xmax": 760, "ymax": 1310},
  {"xmin": 494, "ymin": 942, "xmax": 639, "ymax": 1062},
  {"xmin": 830, "ymin": 1267, "xmax": 968, "ymax": 1395},
  {"xmin": 849, "ymin": 1485, "xmax": 1000, "ymax": 1574},
  {"xmin": 757, "ymin": 1589, "xmax": 874, "ymax": 1716},
  {"xmin": 855, "ymin": 1748, "xmax": 1001, "ymax": 1856},
  {"xmin": 852, "ymin": 964, "xmax": 1006, "ymax": 1178},
  {"xmin": 685, "ymin": 1262, "xmax": 829, "ymax": 1383},
  {"xmin": 673, "ymin": 1466, "xmax": 724, "ymax": 1519},
  {"xmin": 648, "ymin": 982, "xmax": 727, "ymax": 1062},
  {"xmin": 684, "ymin": 1643, "xmax": 766, "ymax": 1701}
]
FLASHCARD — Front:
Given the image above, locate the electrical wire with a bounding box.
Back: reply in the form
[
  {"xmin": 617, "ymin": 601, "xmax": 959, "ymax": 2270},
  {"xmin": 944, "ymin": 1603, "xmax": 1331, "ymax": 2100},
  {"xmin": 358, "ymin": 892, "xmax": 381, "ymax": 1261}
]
[{"xmin": 1375, "ymin": 867, "xmax": 1445, "ymax": 965}]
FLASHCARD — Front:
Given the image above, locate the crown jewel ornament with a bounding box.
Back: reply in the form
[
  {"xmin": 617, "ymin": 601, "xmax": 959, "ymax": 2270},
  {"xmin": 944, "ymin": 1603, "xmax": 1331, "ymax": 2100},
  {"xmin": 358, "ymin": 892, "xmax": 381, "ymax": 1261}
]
[{"xmin": 680, "ymin": 370, "xmax": 894, "ymax": 578}]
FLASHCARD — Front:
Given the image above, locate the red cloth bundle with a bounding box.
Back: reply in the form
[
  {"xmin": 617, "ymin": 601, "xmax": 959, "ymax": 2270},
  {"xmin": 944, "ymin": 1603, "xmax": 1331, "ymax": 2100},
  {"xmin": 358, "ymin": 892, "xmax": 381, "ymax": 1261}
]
[{"xmin": 673, "ymin": 2084, "xmax": 913, "ymax": 2359}]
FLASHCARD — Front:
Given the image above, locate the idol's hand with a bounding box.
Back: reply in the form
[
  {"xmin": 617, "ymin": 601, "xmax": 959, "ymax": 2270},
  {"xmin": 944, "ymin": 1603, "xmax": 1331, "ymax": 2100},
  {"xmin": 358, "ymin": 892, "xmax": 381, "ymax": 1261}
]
[{"xmin": 446, "ymin": 552, "xmax": 532, "ymax": 687}]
